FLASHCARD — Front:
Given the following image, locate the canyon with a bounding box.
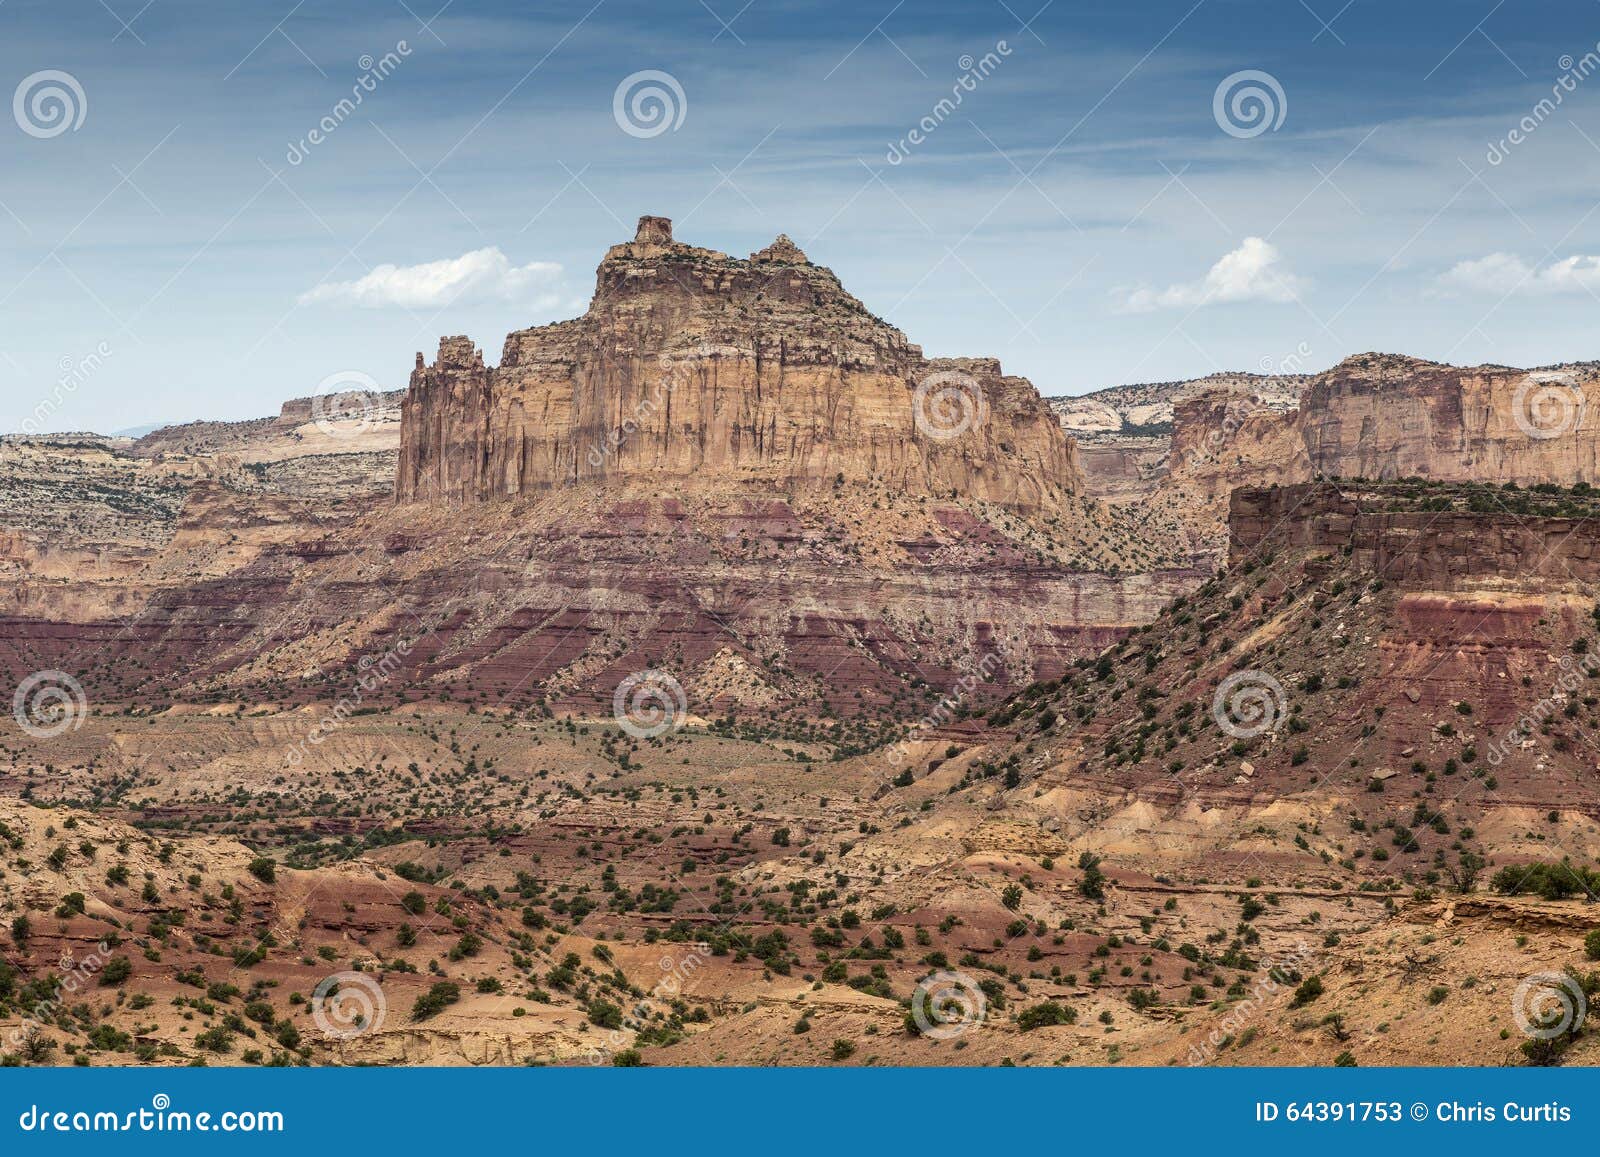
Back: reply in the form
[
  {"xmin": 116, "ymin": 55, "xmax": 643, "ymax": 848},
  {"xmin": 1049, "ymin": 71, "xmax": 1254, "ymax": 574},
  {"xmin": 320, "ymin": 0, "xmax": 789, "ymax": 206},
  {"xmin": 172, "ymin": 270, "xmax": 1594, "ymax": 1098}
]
[
  {"xmin": 3, "ymin": 474, "xmax": 1598, "ymax": 1069},
  {"xmin": 4, "ymin": 219, "xmax": 1600, "ymax": 1068}
]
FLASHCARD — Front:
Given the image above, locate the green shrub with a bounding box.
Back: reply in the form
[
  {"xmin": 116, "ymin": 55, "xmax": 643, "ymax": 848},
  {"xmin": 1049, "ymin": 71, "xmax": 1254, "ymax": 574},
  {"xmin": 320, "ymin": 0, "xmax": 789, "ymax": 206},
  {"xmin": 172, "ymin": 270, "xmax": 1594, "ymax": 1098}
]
[
  {"xmin": 246, "ymin": 857, "xmax": 276, "ymax": 884},
  {"xmin": 1491, "ymin": 862, "xmax": 1600, "ymax": 900},
  {"xmin": 411, "ymin": 981, "xmax": 460, "ymax": 1021},
  {"xmin": 1016, "ymin": 1001, "xmax": 1076, "ymax": 1031},
  {"xmin": 1289, "ymin": 975, "xmax": 1324, "ymax": 1008}
]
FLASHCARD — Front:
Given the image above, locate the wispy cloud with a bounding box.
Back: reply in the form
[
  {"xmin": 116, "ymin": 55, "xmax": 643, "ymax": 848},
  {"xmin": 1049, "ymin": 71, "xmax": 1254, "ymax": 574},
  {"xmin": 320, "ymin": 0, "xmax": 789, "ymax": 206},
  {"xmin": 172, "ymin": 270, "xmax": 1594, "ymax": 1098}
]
[
  {"xmin": 299, "ymin": 248, "xmax": 564, "ymax": 309},
  {"xmin": 1435, "ymin": 253, "xmax": 1600, "ymax": 296},
  {"xmin": 1121, "ymin": 237, "xmax": 1306, "ymax": 312}
]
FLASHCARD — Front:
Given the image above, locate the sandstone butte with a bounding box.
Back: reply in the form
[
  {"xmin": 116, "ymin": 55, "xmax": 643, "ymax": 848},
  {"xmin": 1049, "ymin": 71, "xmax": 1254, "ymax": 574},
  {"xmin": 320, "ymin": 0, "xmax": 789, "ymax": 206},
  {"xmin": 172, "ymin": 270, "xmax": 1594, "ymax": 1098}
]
[
  {"xmin": 0, "ymin": 218, "xmax": 1198, "ymax": 722},
  {"xmin": 396, "ymin": 215, "xmax": 1079, "ymax": 511}
]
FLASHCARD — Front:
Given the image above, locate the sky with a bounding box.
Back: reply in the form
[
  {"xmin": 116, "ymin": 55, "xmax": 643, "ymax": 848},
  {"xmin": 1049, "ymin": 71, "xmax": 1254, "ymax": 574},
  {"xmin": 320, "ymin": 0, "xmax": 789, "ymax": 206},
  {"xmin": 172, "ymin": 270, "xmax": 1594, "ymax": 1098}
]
[{"xmin": 5, "ymin": 0, "xmax": 1600, "ymax": 433}]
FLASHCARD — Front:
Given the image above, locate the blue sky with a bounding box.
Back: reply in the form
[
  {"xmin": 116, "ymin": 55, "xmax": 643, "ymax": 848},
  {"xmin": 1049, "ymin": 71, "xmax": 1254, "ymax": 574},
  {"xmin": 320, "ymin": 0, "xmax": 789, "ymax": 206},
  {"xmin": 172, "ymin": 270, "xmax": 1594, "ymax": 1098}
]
[{"xmin": 4, "ymin": 0, "xmax": 1600, "ymax": 433}]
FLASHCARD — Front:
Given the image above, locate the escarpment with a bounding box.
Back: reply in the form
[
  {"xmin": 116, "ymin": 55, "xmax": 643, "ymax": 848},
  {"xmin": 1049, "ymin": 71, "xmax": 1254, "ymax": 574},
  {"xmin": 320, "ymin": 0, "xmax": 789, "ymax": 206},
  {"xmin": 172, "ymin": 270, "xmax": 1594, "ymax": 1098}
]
[
  {"xmin": 21, "ymin": 224, "xmax": 1600, "ymax": 724},
  {"xmin": 1230, "ymin": 480, "xmax": 1600, "ymax": 588},
  {"xmin": 1068, "ymin": 352, "xmax": 1600, "ymax": 566},
  {"xmin": 1299, "ymin": 352, "xmax": 1600, "ymax": 484}
]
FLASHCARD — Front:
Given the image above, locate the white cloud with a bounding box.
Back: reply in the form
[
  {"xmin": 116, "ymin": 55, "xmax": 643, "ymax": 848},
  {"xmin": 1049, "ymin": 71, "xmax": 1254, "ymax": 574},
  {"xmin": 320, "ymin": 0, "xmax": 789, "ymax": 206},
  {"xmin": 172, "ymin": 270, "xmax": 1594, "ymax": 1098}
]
[
  {"xmin": 1436, "ymin": 252, "xmax": 1600, "ymax": 296},
  {"xmin": 1122, "ymin": 237, "xmax": 1306, "ymax": 312},
  {"xmin": 299, "ymin": 248, "xmax": 564, "ymax": 309}
]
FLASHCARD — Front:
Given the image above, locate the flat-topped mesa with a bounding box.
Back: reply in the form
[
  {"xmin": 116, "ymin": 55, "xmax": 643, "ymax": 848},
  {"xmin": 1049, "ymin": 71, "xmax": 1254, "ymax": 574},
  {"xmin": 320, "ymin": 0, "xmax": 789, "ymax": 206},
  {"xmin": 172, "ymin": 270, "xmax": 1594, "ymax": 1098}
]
[{"xmin": 396, "ymin": 216, "xmax": 1079, "ymax": 507}]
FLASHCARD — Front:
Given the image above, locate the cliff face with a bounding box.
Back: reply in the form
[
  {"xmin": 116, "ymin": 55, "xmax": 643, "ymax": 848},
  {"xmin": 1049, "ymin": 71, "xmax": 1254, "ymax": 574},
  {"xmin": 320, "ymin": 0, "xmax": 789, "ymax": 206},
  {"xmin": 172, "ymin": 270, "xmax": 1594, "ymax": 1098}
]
[
  {"xmin": 1300, "ymin": 353, "xmax": 1600, "ymax": 484},
  {"xmin": 1062, "ymin": 391, "xmax": 1308, "ymax": 567},
  {"xmin": 397, "ymin": 217, "xmax": 1078, "ymax": 510},
  {"xmin": 1074, "ymin": 441, "xmax": 1166, "ymax": 502},
  {"xmin": 988, "ymin": 476, "xmax": 1600, "ymax": 856},
  {"xmin": 1167, "ymin": 393, "xmax": 1307, "ymax": 502},
  {"xmin": 1072, "ymin": 352, "xmax": 1600, "ymax": 501},
  {"xmin": 0, "ymin": 476, "xmax": 1204, "ymax": 721}
]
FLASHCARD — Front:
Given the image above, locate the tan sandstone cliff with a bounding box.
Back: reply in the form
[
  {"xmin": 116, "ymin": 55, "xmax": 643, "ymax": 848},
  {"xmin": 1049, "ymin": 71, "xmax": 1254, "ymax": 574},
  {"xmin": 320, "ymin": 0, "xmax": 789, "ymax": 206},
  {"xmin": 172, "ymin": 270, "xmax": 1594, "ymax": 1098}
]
[
  {"xmin": 397, "ymin": 216, "xmax": 1079, "ymax": 510},
  {"xmin": 1299, "ymin": 352, "xmax": 1600, "ymax": 483}
]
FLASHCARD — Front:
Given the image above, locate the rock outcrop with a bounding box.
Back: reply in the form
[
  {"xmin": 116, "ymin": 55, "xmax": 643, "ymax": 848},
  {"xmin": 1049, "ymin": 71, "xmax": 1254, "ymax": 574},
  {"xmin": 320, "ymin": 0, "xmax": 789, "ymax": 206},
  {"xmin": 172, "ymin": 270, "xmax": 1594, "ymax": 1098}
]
[
  {"xmin": 1229, "ymin": 480, "xmax": 1600, "ymax": 588},
  {"xmin": 24, "ymin": 246, "xmax": 1600, "ymax": 725},
  {"xmin": 397, "ymin": 216, "xmax": 1079, "ymax": 510}
]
